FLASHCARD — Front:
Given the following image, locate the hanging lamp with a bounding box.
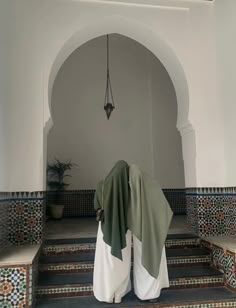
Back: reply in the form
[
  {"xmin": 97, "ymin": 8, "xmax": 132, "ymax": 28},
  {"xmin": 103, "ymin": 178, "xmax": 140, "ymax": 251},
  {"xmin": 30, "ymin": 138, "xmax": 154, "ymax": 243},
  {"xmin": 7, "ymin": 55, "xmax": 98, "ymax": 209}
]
[{"xmin": 104, "ymin": 34, "xmax": 115, "ymax": 119}]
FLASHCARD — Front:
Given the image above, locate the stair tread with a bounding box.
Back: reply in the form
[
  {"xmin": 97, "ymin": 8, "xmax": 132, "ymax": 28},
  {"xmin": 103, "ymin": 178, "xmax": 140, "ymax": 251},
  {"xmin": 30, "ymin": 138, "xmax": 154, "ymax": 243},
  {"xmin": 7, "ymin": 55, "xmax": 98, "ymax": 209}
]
[
  {"xmin": 166, "ymin": 234, "xmax": 199, "ymax": 240},
  {"xmin": 36, "ymin": 287, "xmax": 236, "ymax": 307},
  {"xmin": 45, "ymin": 238, "xmax": 96, "ymax": 245},
  {"xmin": 166, "ymin": 248, "xmax": 209, "ymax": 257},
  {"xmin": 38, "ymin": 266, "xmax": 223, "ymax": 286}
]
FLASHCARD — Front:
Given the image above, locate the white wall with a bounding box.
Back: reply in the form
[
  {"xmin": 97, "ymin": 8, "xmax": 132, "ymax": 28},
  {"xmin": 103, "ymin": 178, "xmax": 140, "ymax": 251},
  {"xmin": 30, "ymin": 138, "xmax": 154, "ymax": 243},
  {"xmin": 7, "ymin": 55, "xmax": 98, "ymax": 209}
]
[
  {"xmin": 151, "ymin": 56, "xmax": 185, "ymax": 188},
  {"xmin": 0, "ymin": 0, "xmax": 11, "ymax": 190},
  {"xmin": 48, "ymin": 34, "xmax": 183, "ymax": 189},
  {"xmin": 0, "ymin": 0, "xmax": 226, "ymax": 191},
  {"xmin": 214, "ymin": 0, "xmax": 236, "ymax": 187}
]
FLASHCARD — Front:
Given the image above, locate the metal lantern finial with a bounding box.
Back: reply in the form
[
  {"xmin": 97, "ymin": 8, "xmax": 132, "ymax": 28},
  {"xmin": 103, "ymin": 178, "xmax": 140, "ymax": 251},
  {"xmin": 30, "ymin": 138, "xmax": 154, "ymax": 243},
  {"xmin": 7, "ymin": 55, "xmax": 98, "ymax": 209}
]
[{"xmin": 104, "ymin": 35, "xmax": 115, "ymax": 119}]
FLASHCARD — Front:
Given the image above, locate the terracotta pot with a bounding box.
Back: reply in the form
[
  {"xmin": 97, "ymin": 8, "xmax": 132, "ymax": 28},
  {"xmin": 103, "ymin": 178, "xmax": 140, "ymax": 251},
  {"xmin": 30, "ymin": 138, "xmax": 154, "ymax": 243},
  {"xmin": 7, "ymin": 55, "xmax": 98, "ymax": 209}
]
[{"xmin": 49, "ymin": 204, "xmax": 64, "ymax": 219}]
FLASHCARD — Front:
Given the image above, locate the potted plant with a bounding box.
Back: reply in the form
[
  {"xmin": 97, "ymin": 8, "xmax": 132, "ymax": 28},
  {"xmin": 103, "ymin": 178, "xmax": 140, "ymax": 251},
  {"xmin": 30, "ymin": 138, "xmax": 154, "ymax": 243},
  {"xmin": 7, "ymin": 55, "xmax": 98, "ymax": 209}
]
[{"xmin": 47, "ymin": 159, "xmax": 77, "ymax": 219}]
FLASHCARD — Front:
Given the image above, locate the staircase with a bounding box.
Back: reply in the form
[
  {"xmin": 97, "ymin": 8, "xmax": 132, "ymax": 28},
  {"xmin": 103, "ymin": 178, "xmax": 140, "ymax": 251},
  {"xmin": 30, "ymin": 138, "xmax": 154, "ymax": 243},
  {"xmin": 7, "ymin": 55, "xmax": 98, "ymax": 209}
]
[{"xmin": 36, "ymin": 234, "xmax": 236, "ymax": 307}]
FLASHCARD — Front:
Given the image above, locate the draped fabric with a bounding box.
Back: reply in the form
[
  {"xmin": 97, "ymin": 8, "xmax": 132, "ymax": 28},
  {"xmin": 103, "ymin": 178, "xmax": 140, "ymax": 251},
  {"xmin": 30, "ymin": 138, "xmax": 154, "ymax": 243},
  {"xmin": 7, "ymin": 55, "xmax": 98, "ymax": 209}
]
[
  {"xmin": 128, "ymin": 164, "xmax": 173, "ymax": 278},
  {"xmin": 94, "ymin": 160, "xmax": 130, "ymax": 260}
]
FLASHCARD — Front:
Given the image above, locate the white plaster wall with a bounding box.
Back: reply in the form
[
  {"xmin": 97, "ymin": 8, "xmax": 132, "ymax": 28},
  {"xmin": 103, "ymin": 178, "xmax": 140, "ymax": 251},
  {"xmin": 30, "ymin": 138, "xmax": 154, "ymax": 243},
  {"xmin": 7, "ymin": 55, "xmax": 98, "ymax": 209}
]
[
  {"xmin": 0, "ymin": 0, "xmax": 11, "ymax": 190},
  {"xmin": 0, "ymin": 0, "xmax": 226, "ymax": 191},
  {"xmin": 47, "ymin": 34, "xmax": 183, "ymax": 189},
  {"xmin": 214, "ymin": 0, "xmax": 236, "ymax": 187},
  {"xmin": 151, "ymin": 57, "xmax": 185, "ymax": 188}
]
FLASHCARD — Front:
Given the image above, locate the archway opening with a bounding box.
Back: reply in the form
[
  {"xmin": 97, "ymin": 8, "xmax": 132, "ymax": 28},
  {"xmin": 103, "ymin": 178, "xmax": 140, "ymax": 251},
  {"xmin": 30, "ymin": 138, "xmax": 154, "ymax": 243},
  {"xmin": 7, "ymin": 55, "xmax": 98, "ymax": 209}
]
[{"xmin": 44, "ymin": 33, "xmax": 189, "ymax": 239}]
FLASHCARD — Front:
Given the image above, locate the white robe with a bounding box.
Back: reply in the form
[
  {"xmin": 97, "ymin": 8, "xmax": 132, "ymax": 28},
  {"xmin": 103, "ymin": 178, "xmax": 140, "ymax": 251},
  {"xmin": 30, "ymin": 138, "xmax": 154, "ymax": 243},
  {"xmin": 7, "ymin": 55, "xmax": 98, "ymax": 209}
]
[
  {"xmin": 93, "ymin": 223, "xmax": 170, "ymax": 303},
  {"xmin": 132, "ymin": 235, "xmax": 169, "ymax": 300},
  {"xmin": 93, "ymin": 222, "xmax": 132, "ymax": 303}
]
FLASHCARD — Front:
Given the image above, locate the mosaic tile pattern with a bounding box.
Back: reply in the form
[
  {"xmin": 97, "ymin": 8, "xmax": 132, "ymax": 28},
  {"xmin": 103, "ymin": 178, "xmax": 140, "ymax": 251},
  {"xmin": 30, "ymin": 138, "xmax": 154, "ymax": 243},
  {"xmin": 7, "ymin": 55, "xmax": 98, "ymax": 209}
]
[
  {"xmin": 8, "ymin": 191, "xmax": 46, "ymax": 245},
  {"xmin": 201, "ymin": 240, "xmax": 236, "ymax": 290},
  {"xmin": 0, "ymin": 255, "xmax": 40, "ymax": 308},
  {"xmin": 186, "ymin": 187, "xmax": 236, "ymax": 237},
  {"xmin": 0, "ymin": 193, "xmax": 10, "ymax": 248},
  {"xmin": 0, "ymin": 265, "xmax": 28, "ymax": 307},
  {"xmin": 224, "ymin": 194, "xmax": 236, "ymax": 236}
]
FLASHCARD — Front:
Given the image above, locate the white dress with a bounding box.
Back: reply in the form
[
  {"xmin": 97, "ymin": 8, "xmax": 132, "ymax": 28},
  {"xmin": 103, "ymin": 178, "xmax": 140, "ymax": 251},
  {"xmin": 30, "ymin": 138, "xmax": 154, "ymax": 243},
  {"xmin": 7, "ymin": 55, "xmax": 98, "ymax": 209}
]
[
  {"xmin": 93, "ymin": 222, "xmax": 132, "ymax": 303},
  {"xmin": 132, "ymin": 235, "xmax": 169, "ymax": 300}
]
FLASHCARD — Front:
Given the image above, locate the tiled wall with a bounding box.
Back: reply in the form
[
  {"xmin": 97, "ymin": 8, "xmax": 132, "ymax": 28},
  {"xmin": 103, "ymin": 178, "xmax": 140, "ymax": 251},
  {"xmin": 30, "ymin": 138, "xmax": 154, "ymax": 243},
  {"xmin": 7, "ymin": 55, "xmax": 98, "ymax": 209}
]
[
  {"xmin": 47, "ymin": 190, "xmax": 96, "ymax": 217},
  {"xmin": 0, "ymin": 191, "xmax": 43, "ymax": 307},
  {"xmin": 187, "ymin": 187, "xmax": 236, "ymax": 237},
  {"xmin": 46, "ymin": 189, "xmax": 187, "ymax": 217},
  {"xmin": 163, "ymin": 189, "xmax": 186, "ymax": 214},
  {"xmin": 0, "ymin": 253, "xmax": 40, "ymax": 308},
  {"xmin": 0, "ymin": 192, "xmax": 46, "ymax": 247},
  {"xmin": 0, "ymin": 193, "xmax": 10, "ymax": 248},
  {"xmin": 201, "ymin": 239, "xmax": 236, "ymax": 290},
  {"xmin": 9, "ymin": 192, "xmax": 46, "ymax": 245}
]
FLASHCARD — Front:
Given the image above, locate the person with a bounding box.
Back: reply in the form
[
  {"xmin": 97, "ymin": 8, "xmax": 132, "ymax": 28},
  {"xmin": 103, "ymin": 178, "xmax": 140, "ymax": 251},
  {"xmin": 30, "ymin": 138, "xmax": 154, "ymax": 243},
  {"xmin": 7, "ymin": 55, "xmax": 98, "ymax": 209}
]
[
  {"xmin": 93, "ymin": 161, "xmax": 173, "ymax": 303},
  {"xmin": 93, "ymin": 160, "xmax": 131, "ymax": 303},
  {"xmin": 128, "ymin": 164, "xmax": 173, "ymax": 301}
]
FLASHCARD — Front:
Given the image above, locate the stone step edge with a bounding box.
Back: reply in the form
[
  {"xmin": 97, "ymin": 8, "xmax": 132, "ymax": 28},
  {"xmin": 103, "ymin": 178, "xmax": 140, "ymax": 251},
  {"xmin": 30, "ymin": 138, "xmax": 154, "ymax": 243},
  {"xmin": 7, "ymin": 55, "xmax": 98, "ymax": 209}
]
[
  {"xmin": 42, "ymin": 239, "xmax": 200, "ymax": 254},
  {"xmin": 36, "ymin": 297, "xmax": 236, "ymax": 308},
  {"xmin": 39, "ymin": 256, "xmax": 212, "ymax": 273},
  {"xmin": 37, "ymin": 275, "xmax": 224, "ymax": 296},
  {"xmin": 42, "ymin": 246, "xmax": 204, "ymax": 256}
]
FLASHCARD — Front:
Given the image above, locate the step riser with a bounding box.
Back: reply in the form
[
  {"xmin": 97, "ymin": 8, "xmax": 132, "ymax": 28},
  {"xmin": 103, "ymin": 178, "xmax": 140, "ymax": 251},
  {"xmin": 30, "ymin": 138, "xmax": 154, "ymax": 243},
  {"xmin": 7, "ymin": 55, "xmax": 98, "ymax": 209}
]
[
  {"xmin": 39, "ymin": 256, "xmax": 211, "ymax": 274},
  {"xmin": 42, "ymin": 239, "xmax": 200, "ymax": 256},
  {"xmin": 36, "ymin": 278, "xmax": 224, "ymax": 299}
]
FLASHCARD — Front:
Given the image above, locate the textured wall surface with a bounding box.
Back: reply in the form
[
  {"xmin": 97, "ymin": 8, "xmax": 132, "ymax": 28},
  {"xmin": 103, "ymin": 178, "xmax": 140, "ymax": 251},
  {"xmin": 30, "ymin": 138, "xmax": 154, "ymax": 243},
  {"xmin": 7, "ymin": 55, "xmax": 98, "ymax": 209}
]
[
  {"xmin": 187, "ymin": 188, "xmax": 236, "ymax": 237},
  {"xmin": 46, "ymin": 189, "xmax": 186, "ymax": 217}
]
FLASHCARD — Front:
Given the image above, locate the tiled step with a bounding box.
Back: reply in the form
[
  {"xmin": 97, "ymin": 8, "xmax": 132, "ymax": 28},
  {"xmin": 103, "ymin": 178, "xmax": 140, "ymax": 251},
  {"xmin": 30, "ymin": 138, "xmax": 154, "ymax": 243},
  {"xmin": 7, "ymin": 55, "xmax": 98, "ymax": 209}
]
[
  {"xmin": 39, "ymin": 247, "xmax": 211, "ymax": 270},
  {"xmin": 42, "ymin": 235, "xmax": 200, "ymax": 256},
  {"xmin": 36, "ymin": 266, "xmax": 224, "ymax": 299},
  {"xmin": 36, "ymin": 287, "xmax": 236, "ymax": 308}
]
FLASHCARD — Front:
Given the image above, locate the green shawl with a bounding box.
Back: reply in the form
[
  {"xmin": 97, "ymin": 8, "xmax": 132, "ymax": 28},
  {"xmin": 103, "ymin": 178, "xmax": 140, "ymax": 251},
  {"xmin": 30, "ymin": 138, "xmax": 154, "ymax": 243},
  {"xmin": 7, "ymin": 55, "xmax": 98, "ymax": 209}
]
[
  {"xmin": 94, "ymin": 160, "xmax": 130, "ymax": 260},
  {"xmin": 128, "ymin": 165, "xmax": 173, "ymax": 278}
]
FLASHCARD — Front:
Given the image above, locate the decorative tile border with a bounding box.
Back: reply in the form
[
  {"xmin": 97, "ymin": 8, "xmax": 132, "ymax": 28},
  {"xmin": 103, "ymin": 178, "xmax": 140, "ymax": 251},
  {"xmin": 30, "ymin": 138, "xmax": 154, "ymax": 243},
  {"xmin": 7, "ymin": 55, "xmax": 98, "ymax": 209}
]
[
  {"xmin": 165, "ymin": 238, "xmax": 200, "ymax": 249},
  {"xmin": 169, "ymin": 276, "xmax": 224, "ymax": 289},
  {"xmin": 39, "ymin": 262, "xmax": 94, "ymax": 274},
  {"xmin": 167, "ymin": 255, "xmax": 211, "ymax": 267},
  {"xmin": 186, "ymin": 187, "xmax": 236, "ymax": 237},
  {"xmin": 201, "ymin": 240, "xmax": 236, "ymax": 290},
  {"xmin": 36, "ymin": 284, "xmax": 93, "ymax": 298},
  {"xmin": 42, "ymin": 243, "xmax": 95, "ymax": 256}
]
